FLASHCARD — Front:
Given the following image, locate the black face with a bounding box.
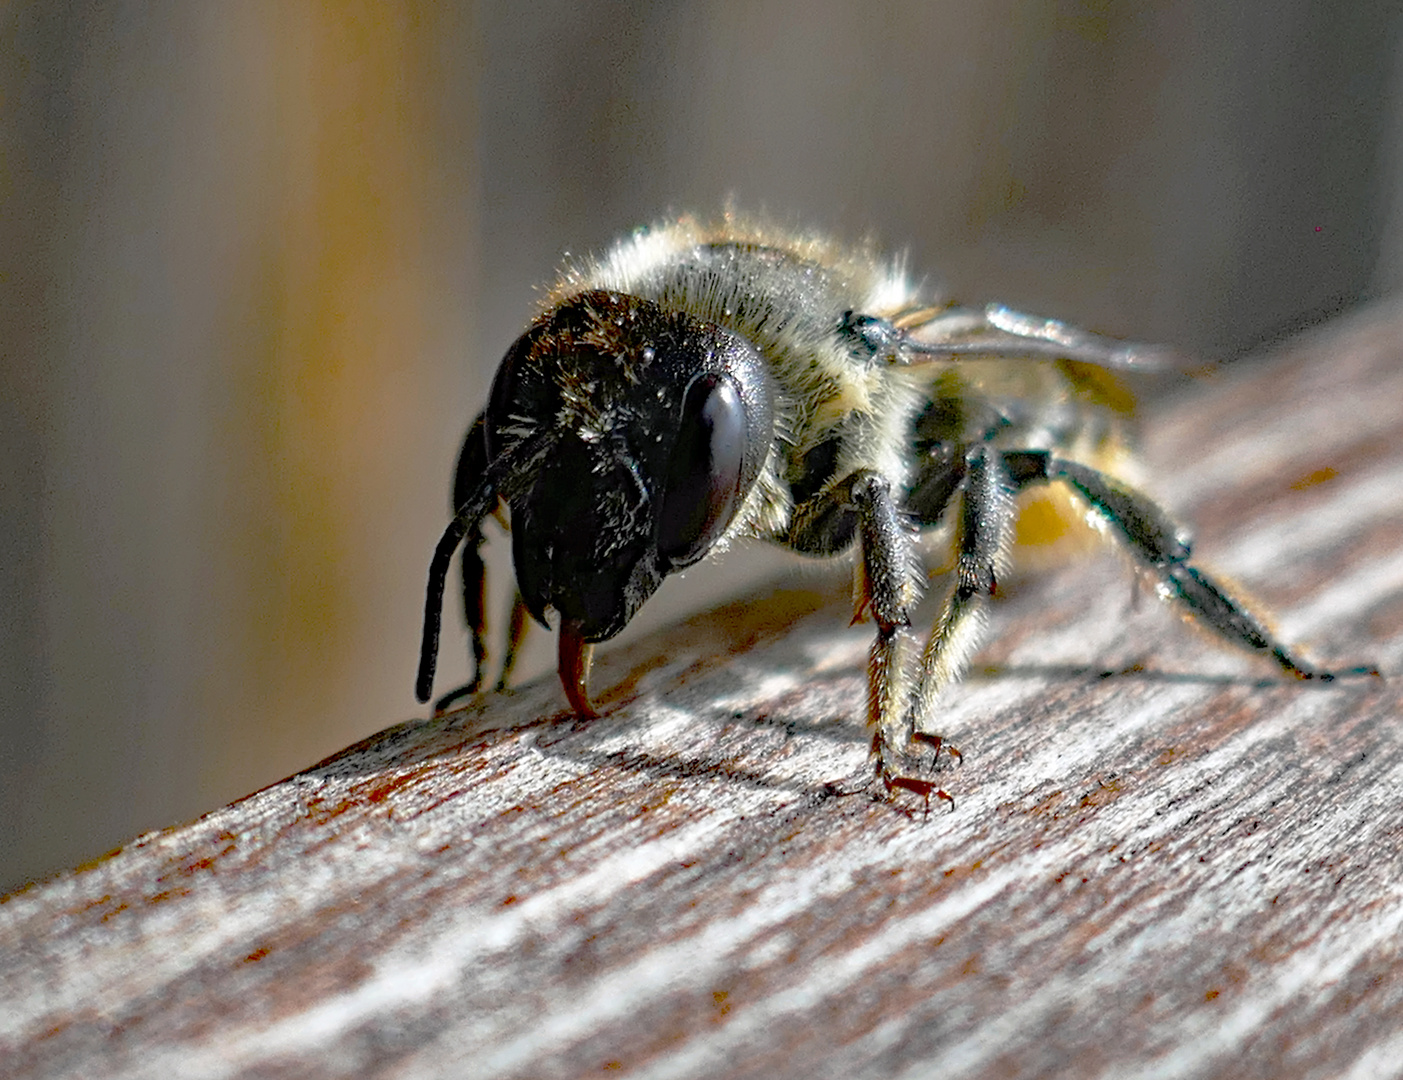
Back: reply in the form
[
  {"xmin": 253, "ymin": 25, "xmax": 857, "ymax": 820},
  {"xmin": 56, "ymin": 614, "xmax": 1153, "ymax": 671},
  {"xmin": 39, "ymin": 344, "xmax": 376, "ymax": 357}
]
[{"xmin": 483, "ymin": 292, "xmax": 773, "ymax": 643}]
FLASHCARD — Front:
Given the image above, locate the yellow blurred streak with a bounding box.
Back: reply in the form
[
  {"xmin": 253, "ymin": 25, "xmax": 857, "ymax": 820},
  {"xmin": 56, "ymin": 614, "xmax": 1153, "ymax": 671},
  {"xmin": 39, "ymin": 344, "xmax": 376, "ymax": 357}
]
[{"xmin": 205, "ymin": 3, "xmax": 447, "ymax": 787}]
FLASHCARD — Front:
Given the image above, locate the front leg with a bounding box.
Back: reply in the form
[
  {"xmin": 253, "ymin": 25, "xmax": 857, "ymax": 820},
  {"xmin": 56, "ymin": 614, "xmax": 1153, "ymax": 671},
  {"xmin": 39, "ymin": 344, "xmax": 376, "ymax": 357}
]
[
  {"xmin": 848, "ymin": 474, "xmax": 915, "ymax": 744},
  {"xmin": 849, "ymin": 473, "xmax": 960, "ymax": 810},
  {"xmin": 435, "ymin": 414, "xmax": 494, "ymax": 712},
  {"xmin": 790, "ymin": 469, "xmax": 955, "ymax": 808}
]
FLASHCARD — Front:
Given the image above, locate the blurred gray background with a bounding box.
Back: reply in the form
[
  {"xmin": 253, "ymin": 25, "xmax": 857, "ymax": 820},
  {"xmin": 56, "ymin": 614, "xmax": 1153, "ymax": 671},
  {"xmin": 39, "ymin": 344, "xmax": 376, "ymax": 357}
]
[{"xmin": 3, "ymin": 1, "xmax": 1401, "ymax": 892}]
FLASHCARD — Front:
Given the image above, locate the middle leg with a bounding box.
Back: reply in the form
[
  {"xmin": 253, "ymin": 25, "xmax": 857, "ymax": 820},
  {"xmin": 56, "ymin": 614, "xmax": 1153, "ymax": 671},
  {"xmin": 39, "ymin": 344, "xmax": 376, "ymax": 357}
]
[{"xmin": 913, "ymin": 444, "xmax": 1019, "ymax": 733}]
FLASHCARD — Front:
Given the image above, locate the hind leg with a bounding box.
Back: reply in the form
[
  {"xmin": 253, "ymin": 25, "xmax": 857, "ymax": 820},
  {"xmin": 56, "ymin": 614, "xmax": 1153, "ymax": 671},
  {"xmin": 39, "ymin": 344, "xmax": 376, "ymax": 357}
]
[{"xmin": 1049, "ymin": 456, "xmax": 1378, "ymax": 680}]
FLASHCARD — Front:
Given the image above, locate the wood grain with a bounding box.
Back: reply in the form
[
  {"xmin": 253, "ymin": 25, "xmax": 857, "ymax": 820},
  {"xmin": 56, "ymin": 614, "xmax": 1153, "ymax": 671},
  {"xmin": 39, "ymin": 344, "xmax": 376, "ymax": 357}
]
[{"xmin": 4, "ymin": 303, "xmax": 1403, "ymax": 1080}]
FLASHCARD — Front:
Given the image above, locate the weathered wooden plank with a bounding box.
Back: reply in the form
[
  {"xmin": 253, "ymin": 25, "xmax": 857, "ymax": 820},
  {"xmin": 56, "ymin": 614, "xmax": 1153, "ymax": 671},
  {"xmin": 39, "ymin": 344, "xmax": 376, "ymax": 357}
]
[{"xmin": 3, "ymin": 304, "xmax": 1403, "ymax": 1080}]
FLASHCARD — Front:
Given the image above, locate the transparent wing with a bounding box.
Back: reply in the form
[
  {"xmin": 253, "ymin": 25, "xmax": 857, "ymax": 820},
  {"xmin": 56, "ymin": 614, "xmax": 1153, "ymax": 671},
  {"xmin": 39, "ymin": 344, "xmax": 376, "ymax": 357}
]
[{"xmin": 895, "ymin": 303, "xmax": 1192, "ymax": 374}]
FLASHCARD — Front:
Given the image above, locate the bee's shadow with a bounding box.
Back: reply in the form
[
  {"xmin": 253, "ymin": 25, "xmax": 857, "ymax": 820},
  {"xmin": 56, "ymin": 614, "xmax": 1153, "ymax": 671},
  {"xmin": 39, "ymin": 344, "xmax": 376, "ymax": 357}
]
[
  {"xmin": 507, "ymin": 659, "xmax": 1312, "ymax": 795},
  {"xmin": 968, "ymin": 662, "xmax": 1285, "ymax": 688},
  {"xmin": 302, "ymin": 655, "xmax": 1367, "ymax": 786}
]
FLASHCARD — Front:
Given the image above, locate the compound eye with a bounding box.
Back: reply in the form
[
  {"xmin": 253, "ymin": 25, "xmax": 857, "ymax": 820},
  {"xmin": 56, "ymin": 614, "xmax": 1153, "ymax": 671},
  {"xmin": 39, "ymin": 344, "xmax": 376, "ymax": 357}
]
[{"xmin": 657, "ymin": 373, "xmax": 746, "ymax": 569}]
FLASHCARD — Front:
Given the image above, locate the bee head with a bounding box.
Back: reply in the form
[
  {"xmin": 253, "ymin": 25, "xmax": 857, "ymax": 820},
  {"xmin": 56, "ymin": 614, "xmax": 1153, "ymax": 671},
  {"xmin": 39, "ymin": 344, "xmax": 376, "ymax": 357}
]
[{"xmin": 485, "ymin": 291, "xmax": 773, "ymax": 643}]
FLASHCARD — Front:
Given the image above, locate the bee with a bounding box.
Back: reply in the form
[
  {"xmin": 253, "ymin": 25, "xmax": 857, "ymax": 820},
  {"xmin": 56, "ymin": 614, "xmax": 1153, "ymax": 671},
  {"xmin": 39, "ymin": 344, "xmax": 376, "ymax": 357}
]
[{"xmin": 415, "ymin": 212, "xmax": 1374, "ymax": 807}]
